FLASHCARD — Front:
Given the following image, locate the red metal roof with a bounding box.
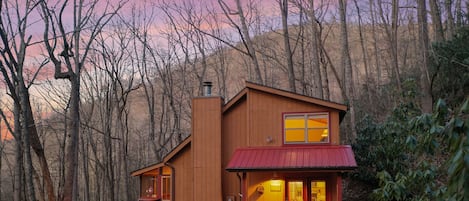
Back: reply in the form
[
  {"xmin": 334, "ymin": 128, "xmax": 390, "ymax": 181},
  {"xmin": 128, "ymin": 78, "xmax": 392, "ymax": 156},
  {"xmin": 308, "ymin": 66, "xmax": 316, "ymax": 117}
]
[{"xmin": 226, "ymin": 146, "xmax": 357, "ymax": 172}]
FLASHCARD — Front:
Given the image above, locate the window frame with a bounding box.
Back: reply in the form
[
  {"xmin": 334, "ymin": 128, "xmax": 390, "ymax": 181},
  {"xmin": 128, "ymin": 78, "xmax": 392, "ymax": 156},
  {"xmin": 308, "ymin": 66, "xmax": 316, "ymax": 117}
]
[
  {"xmin": 140, "ymin": 174, "xmax": 158, "ymax": 198},
  {"xmin": 283, "ymin": 112, "xmax": 330, "ymax": 145},
  {"xmin": 161, "ymin": 175, "xmax": 171, "ymax": 201}
]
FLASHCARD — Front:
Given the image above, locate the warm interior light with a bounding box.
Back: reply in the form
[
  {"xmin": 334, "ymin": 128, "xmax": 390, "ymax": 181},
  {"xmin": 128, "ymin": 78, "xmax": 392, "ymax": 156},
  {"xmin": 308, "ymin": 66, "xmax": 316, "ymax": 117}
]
[
  {"xmin": 321, "ymin": 129, "xmax": 328, "ymax": 137},
  {"xmin": 270, "ymin": 179, "xmax": 282, "ymax": 192},
  {"xmin": 270, "ymin": 179, "xmax": 281, "ymax": 185}
]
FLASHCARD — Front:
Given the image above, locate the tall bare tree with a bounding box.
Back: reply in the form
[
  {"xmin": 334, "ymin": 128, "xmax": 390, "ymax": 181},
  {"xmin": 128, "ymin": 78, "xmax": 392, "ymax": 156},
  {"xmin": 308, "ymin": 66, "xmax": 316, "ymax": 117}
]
[
  {"xmin": 445, "ymin": 0, "xmax": 455, "ymax": 38},
  {"xmin": 417, "ymin": 0, "xmax": 433, "ymax": 113},
  {"xmin": 217, "ymin": 0, "xmax": 263, "ymax": 84},
  {"xmin": 378, "ymin": 0, "xmax": 402, "ymax": 93},
  {"xmin": 279, "ymin": 0, "xmax": 297, "ymax": 92},
  {"xmin": 368, "ymin": 0, "xmax": 382, "ymax": 91},
  {"xmin": 429, "ymin": 0, "xmax": 444, "ymax": 42},
  {"xmin": 338, "ymin": 0, "xmax": 357, "ymax": 141},
  {"xmin": 40, "ymin": 1, "xmax": 125, "ymax": 201},
  {"xmin": 307, "ymin": 0, "xmax": 326, "ymax": 99},
  {"xmin": 0, "ymin": 1, "xmax": 56, "ymax": 201},
  {"xmin": 353, "ymin": 0, "xmax": 372, "ymax": 104}
]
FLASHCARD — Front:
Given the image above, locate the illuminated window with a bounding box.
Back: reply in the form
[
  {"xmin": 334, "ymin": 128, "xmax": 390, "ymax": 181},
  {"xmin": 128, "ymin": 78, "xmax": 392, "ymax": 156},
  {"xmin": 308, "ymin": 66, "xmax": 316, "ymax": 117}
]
[
  {"xmin": 284, "ymin": 113, "xmax": 329, "ymax": 144},
  {"xmin": 311, "ymin": 180, "xmax": 326, "ymax": 201},
  {"xmin": 288, "ymin": 181, "xmax": 304, "ymax": 201},
  {"xmin": 140, "ymin": 175, "xmax": 157, "ymax": 198},
  {"xmin": 161, "ymin": 176, "xmax": 171, "ymax": 201}
]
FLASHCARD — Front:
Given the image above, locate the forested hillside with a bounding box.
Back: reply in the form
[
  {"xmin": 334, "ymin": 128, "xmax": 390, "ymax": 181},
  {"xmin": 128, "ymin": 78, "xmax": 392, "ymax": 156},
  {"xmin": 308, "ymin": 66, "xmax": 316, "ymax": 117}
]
[{"xmin": 0, "ymin": 0, "xmax": 468, "ymax": 201}]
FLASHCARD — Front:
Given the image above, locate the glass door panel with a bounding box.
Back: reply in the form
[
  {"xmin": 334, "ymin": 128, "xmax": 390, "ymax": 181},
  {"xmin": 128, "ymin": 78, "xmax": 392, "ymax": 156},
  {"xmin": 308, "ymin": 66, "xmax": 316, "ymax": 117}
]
[
  {"xmin": 311, "ymin": 180, "xmax": 326, "ymax": 201},
  {"xmin": 288, "ymin": 181, "xmax": 304, "ymax": 201}
]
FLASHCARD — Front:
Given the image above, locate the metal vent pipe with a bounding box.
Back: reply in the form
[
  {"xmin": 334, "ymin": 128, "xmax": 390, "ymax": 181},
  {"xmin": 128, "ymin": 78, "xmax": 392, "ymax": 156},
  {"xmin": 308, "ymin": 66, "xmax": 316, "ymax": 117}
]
[{"xmin": 203, "ymin": 81, "xmax": 212, "ymax": 96}]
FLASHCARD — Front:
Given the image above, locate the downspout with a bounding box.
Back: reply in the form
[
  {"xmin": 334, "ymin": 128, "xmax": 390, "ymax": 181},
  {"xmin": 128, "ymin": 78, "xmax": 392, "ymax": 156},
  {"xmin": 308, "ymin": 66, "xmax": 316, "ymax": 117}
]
[
  {"xmin": 165, "ymin": 163, "xmax": 176, "ymax": 201},
  {"xmin": 139, "ymin": 175, "xmax": 142, "ymax": 198},
  {"xmin": 237, "ymin": 172, "xmax": 244, "ymax": 201}
]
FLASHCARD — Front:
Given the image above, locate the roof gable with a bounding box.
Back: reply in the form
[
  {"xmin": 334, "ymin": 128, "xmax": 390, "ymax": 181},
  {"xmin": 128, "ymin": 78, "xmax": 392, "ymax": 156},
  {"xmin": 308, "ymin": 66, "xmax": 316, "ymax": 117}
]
[
  {"xmin": 224, "ymin": 82, "xmax": 347, "ymax": 119},
  {"xmin": 130, "ymin": 136, "xmax": 191, "ymax": 176}
]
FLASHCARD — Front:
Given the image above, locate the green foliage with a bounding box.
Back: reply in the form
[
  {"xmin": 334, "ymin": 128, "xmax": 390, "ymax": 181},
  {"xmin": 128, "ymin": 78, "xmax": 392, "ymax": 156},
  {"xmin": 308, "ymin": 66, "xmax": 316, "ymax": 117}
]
[
  {"xmin": 431, "ymin": 28, "xmax": 469, "ymax": 107},
  {"xmin": 353, "ymin": 79, "xmax": 421, "ymax": 184},
  {"xmin": 372, "ymin": 162, "xmax": 440, "ymax": 201},
  {"xmin": 356, "ymin": 98, "xmax": 469, "ymax": 201},
  {"xmin": 352, "ymin": 97, "xmax": 421, "ymax": 186},
  {"xmin": 444, "ymin": 98, "xmax": 469, "ymax": 201},
  {"xmin": 352, "ymin": 27, "xmax": 469, "ymax": 201}
]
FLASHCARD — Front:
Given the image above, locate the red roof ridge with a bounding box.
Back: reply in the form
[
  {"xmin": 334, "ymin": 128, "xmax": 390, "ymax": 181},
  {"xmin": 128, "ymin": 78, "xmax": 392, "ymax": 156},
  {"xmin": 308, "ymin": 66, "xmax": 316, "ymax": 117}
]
[{"xmin": 239, "ymin": 145, "xmax": 353, "ymax": 150}]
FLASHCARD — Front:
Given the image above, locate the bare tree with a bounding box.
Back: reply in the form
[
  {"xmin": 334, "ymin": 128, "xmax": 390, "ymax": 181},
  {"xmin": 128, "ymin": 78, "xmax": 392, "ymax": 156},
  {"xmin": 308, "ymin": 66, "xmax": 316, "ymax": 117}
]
[
  {"xmin": 429, "ymin": 0, "xmax": 444, "ymax": 42},
  {"xmin": 417, "ymin": 0, "xmax": 433, "ymax": 113},
  {"xmin": 0, "ymin": 1, "xmax": 56, "ymax": 201},
  {"xmin": 40, "ymin": 1, "xmax": 126, "ymax": 201},
  {"xmin": 80, "ymin": 24, "xmax": 140, "ymax": 201},
  {"xmin": 307, "ymin": 0, "xmax": 326, "ymax": 99},
  {"xmin": 353, "ymin": 0, "xmax": 372, "ymax": 104},
  {"xmin": 445, "ymin": 0, "xmax": 455, "ymax": 38},
  {"xmin": 368, "ymin": 0, "xmax": 382, "ymax": 91},
  {"xmin": 159, "ymin": 0, "xmax": 209, "ymax": 96},
  {"xmin": 279, "ymin": 0, "xmax": 297, "ymax": 92},
  {"xmin": 213, "ymin": 0, "xmax": 263, "ymax": 84},
  {"xmin": 338, "ymin": 0, "xmax": 357, "ymax": 141},
  {"xmin": 122, "ymin": 2, "xmax": 191, "ymax": 163},
  {"xmin": 205, "ymin": 10, "xmax": 230, "ymax": 98},
  {"xmin": 378, "ymin": 0, "xmax": 402, "ymax": 93}
]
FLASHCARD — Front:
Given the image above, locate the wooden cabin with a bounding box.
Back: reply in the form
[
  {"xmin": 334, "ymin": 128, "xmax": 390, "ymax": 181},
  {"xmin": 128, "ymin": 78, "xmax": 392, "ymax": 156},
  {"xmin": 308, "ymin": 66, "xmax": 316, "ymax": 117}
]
[{"xmin": 131, "ymin": 82, "xmax": 357, "ymax": 201}]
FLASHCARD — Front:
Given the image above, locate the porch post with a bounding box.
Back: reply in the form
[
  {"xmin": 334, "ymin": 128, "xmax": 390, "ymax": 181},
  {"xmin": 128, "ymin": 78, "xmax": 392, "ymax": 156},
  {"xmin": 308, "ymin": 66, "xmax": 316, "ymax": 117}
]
[
  {"xmin": 337, "ymin": 174, "xmax": 342, "ymax": 201},
  {"xmin": 242, "ymin": 172, "xmax": 247, "ymax": 201}
]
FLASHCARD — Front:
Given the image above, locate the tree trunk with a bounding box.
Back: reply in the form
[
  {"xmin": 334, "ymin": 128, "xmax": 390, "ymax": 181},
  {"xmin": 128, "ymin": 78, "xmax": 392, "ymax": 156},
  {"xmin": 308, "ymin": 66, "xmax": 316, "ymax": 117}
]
[
  {"xmin": 234, "ymin": 0, "xmax": 263, "ymax": 84},
  {"xmin": 19, "ymin": 84, "xmax": 37, "ymax": 201},
  {"xmin": 455, "ymin": 0, "xmax": 463, "ymax": 27},
  {"xmin": 417, "ymin": 0, "xmax": 433, "ymax": 113},
  {"xmin": 369, "ymin": 0, "xmax": 381, "ymax": 91},
  {"xmin": 280, "ymin": 0, "xmax": 297, "ymax": 92},
  {"xmin": 429, "ymin": 0, "xmax": 445, "ymax": 42},
  {"xmin": 63, "ymin": 75, "xmax": 80, "ymax": 201},
  {"xmin": 353, "ymin": 0, "xmax": 373, "ymax": 104},
  {"xmin": 446, "ymin": 0, "xmax": 455, "ymax": 38},
  {"xmin": 23, "ymin": 88, "xmax": 56, "ymax": 201},
  {"xmin": 308, "ymin": 0, "xmax": 324, "ymax": 98},
  {"xmin": 378, "ymin": 0, "xmax": 402, "ymax": 92},
  {"xmin": 13, "ymin": 103, "xmax": 24, "ymax": 201},
  {"xmin": 338, "ymin": 0, "xmax": 357, "ymax": 142}
]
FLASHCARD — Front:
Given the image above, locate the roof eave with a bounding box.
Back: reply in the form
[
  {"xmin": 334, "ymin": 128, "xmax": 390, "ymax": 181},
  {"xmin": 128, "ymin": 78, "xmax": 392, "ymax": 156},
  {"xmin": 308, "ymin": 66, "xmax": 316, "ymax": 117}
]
[
  {"xmin": 226, "ymin": 166, "xmax": 358, "ymax": 172},
  {"xmin": 245, "ymin": 82, "xmax": 347, "ymax": 111},
  {"xmin": 130, "ymin": 136, "xmax": 192, "ymax": 176}
]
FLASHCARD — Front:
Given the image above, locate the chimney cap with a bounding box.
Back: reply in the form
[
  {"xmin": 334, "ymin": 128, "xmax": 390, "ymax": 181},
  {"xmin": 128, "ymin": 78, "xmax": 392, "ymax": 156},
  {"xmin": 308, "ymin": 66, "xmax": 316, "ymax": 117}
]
[{"xmin": 203, "ymin": 81, "xmax": 213, "ymax": 96}]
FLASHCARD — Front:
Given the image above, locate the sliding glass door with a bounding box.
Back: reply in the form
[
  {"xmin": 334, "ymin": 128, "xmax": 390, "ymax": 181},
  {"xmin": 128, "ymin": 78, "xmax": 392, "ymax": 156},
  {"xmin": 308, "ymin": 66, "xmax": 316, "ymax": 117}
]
[{"xmin": 287, "ymin": 179, "xmax": 327, "ymax": 201}]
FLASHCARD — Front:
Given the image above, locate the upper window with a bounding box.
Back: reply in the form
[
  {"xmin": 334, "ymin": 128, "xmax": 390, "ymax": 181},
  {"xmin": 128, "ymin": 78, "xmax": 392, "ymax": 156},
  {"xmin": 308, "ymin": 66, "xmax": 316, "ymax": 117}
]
[{"xmin": 284, "ymin": 113, "xmax": 329, "ymax": 144}]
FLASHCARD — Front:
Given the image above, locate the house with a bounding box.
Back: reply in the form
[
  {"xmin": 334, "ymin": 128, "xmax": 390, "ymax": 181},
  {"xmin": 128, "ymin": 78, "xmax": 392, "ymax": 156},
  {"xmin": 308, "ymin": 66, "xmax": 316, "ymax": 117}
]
[{"xmin": 131, "ymin": 81, "xmax": 357, "ymax": 201}]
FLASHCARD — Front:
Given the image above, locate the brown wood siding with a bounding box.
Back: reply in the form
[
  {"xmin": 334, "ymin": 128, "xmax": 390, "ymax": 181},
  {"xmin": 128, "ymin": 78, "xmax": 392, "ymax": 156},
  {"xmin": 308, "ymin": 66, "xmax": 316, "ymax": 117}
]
[
  {"xmin": 192, "ymin": 97, "xmax": 223, "ymax": 201},
  {"xmin": 222, "ymin": 98, "xmax": 248, "ymax": 199},
  {"xmin": 221, "ymin": 88, "xmax": 344, "ymax": 200},
  {"xmin": 248, "ymin": 89, "xmax": 341, "ymax": 146},
  {"xmin": 169, "ymin": 144, "xmax": 193, "ymax": 201}
]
